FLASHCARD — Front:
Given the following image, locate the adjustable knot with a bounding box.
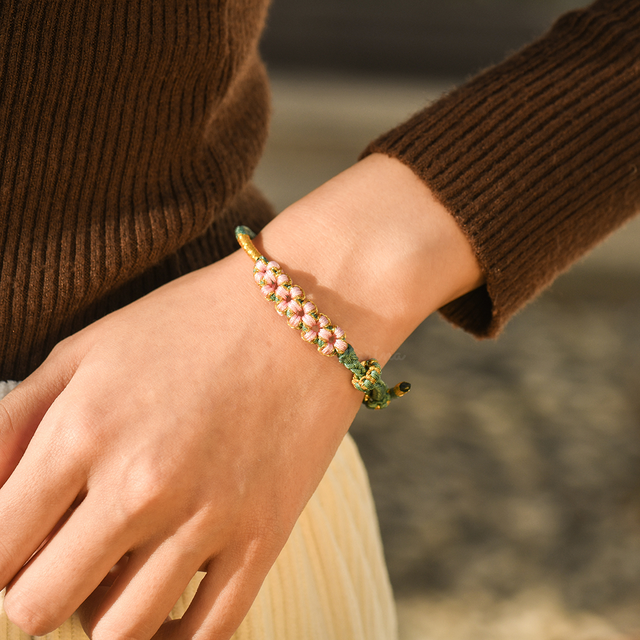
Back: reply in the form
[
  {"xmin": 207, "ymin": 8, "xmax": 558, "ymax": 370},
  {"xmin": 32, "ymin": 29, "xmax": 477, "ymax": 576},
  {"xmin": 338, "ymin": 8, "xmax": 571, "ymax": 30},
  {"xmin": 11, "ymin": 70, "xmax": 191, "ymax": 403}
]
[{"xmin": 338, "ymin": 346, "xmax": 410, "ymax": 410}]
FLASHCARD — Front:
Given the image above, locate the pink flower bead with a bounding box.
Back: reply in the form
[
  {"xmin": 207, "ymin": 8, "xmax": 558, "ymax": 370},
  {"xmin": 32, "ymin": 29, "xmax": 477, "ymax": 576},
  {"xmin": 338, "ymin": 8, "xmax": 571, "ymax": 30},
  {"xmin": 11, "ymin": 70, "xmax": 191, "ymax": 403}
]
[
  {"xmin": 254, "ymin": 260, "xmax": 281, "ymax": 285},
  {"xmin": 319, "ymin": 325, "xmax": 348, "ymax": 356},
  {"xmin": 261, "ymin": 272, "xmax": 289, "ymax": 298},
  {"xmin": 302, "ymin": 313, "xmax": 329, "ymax": 343},
  {"xmin": 275, "ymin": 284, "xmax": 303, "ymax": 315},
  {"xmin": 253, "ymin": 259, "xmax": 267, "ymax": 284},
  {"xmin": 288, "ymin": 300, "xmax": 317, "ymax": 329}
]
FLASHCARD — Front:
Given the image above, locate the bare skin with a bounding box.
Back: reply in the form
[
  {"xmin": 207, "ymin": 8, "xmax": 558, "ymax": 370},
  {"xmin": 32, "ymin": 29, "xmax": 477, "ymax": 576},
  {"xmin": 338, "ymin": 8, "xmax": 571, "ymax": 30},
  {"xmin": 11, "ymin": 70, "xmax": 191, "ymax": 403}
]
[{"xmin": 0, "ymin": 154, "xmax": 483, "ymax": 639}]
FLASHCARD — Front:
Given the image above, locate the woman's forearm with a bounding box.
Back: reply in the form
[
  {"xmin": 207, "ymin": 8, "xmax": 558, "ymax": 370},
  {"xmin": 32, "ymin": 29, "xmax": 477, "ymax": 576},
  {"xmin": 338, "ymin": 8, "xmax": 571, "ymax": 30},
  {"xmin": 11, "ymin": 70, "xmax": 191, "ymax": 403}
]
[{"xmin": 254, "ymin": 153, "xmax": 484, "ymax": 366}]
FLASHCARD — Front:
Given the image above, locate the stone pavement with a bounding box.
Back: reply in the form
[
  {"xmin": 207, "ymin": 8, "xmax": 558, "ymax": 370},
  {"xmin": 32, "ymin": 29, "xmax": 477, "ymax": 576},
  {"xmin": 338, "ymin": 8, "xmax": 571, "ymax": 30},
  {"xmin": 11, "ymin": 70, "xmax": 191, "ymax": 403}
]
[{"xmin": 254, "ymin": 73, "xmax": 640, "ymax": 640}]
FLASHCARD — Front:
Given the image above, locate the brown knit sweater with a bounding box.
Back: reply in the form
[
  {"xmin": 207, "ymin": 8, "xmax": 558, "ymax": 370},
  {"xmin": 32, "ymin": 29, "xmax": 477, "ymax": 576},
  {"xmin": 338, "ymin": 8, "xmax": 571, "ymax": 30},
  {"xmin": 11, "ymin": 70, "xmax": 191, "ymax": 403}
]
[
  {"xmin": 1, "ymin": 0, "xmax": 639, "ymax": 380},
  {"xmin": 0, "ymin": 0, "xmax": 275, "ymax": 379},
  {"xmin": 367, "ymin": 0, "xmax": 640, "ymax": 337}
]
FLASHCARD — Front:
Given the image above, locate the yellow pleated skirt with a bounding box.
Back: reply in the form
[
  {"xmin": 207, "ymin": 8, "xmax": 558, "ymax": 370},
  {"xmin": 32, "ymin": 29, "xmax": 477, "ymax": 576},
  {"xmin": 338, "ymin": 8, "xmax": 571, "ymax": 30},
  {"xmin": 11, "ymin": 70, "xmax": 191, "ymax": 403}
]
[{"xmin": 0, "ymin": 382, "xmax": 397, "ymax": 640}]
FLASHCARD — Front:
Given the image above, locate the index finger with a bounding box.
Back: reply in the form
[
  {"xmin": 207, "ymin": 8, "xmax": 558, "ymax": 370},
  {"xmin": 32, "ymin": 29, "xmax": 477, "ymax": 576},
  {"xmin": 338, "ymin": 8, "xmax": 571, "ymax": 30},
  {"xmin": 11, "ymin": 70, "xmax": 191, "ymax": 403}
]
[
  {"xmin": 0, "ymin": 363, "xmax": 72, "ymax": 486},
  {"xmin": 0, "ymin": 402, "xmax": 87, "ymax": 591}
]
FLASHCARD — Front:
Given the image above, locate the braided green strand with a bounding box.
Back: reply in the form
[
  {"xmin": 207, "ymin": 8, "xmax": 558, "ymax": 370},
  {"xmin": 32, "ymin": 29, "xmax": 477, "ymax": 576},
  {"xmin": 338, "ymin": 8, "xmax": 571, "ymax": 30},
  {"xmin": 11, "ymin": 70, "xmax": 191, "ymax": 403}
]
[{"xmin": 338, "ymin": 346, "xmax": 410, "ymax": 410}]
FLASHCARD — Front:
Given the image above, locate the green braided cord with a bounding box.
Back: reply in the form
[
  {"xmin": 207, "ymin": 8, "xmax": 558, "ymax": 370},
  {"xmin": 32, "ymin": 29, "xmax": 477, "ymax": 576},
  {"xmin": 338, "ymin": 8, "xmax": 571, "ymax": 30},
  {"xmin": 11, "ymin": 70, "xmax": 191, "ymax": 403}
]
[{"xmin": 339, "ymin": 345, "xmax": 401, "ymax": 410}]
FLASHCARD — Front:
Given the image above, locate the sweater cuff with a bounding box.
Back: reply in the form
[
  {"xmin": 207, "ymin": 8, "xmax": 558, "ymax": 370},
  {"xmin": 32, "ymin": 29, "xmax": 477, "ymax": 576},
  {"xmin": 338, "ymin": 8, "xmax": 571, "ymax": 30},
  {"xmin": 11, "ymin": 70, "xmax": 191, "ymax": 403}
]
[{"xmin": 362, "ymin": 0, "xmax": 640, "ymax": 338}]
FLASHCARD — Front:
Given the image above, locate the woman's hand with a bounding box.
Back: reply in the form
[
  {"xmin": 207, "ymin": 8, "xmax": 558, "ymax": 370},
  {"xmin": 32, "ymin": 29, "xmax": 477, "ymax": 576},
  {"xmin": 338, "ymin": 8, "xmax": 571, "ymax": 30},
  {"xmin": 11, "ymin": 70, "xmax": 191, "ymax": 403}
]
[
  {"xmin": 0, "ymin": 250, "xmax": 362, "ymax": 639},
  {"xmin": 0, "ymin": 153, "xmax": 483, "ymax": 639}
]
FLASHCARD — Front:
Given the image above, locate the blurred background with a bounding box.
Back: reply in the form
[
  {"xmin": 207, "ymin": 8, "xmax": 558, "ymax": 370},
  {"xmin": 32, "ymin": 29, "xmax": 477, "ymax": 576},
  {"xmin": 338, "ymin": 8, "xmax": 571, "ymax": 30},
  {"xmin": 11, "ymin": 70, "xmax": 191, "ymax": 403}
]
[{"xmin": 255, "ymin": 1, "xmax": 640, "ymax": 638}]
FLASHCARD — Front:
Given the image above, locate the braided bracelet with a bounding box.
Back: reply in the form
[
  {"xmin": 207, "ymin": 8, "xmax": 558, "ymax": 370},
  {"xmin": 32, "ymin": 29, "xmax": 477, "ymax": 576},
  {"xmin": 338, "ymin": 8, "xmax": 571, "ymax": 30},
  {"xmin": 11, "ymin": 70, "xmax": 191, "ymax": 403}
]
[{"xmin": 235, "ymin": 225, "xmax": 410, "ymax": 410}]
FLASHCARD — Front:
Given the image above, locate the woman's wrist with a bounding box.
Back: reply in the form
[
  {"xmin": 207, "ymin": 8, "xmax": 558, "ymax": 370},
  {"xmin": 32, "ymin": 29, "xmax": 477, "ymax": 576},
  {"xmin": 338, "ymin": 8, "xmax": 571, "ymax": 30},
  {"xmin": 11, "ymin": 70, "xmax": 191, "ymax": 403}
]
[{"xmin": 252, "ymin": 153, "xmax": 484, "ymax": 366}]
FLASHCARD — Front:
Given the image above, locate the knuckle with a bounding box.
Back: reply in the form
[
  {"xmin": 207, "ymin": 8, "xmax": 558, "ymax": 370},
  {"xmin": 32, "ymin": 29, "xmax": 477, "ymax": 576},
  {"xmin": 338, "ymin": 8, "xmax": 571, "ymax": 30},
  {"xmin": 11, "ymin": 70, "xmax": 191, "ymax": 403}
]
[
  {"xmin": 130, "ymin": 467, "xmax": 170, "ymax": 507},
  {"xmin": 115, "ymin": 464, "xmax": 173, "ymax": 520},
  {"xmin": 246, "ymin": 519, "xmax": 280, "ymax": 550},
  {"xmin": 44, "ymin": 338, "xmax": 72, "ymax": 368},
  {"xmin": 48, "ymin": 412, "xmax": 98, "ymax": 463},
  {"xmin": 47, "ymin": 334, "xmax": 75, "ymax": 359},
  {"xmin": 247, "ymin": 505, "xmax": 285, "ymax": 543},
  {"xmin": 43, "ymin": 335, "xmax": 84, "ymax": 379}
]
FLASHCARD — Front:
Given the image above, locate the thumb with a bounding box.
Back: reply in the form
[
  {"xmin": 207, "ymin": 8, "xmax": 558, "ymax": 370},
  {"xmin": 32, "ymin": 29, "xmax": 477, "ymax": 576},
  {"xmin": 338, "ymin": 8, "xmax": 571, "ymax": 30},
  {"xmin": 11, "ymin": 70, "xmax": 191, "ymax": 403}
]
[{"xmin": 0, "ymin": 353, "xmax": 75, "ymax": 486}]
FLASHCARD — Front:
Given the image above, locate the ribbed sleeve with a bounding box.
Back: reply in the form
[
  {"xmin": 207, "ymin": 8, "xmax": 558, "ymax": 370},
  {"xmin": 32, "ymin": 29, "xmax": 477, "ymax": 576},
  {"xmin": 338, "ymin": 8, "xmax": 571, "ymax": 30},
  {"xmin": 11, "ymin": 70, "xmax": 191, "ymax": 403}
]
[
  {"xmin": 0, "ymin": 0, "xmax": 274, "ymax": 379},
  {"xmin": 363, "ymin": 0, "xmax": 640, "ymax": 337}
]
